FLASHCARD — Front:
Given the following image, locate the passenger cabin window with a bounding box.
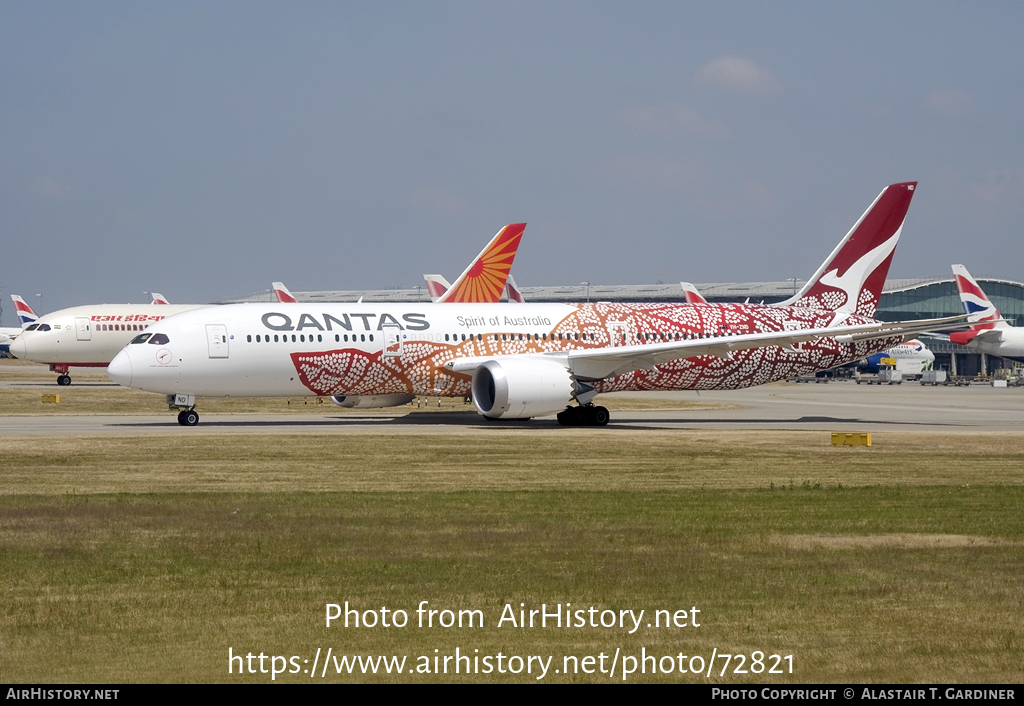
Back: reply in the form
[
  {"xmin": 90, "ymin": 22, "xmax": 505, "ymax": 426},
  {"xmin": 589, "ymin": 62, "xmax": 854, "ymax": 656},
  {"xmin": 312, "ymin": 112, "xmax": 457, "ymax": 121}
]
[
  {"xmin": 147, "ymin": 333, "xmax": 170, "ymax": 345},
  {"xmin": 130, "ymin": 333, "xmax": 152, "ymax": 344}
]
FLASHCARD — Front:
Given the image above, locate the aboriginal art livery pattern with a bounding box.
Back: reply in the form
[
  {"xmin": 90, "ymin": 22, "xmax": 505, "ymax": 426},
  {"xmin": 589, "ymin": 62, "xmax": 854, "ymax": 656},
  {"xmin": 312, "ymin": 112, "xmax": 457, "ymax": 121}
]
[
  {"xmin": 289, "ymin": 183, "xmax": 918, "ymax": 400},
  {"xmin": 290, "ymin": 302, "xmax": 902, "ymax": 398}
]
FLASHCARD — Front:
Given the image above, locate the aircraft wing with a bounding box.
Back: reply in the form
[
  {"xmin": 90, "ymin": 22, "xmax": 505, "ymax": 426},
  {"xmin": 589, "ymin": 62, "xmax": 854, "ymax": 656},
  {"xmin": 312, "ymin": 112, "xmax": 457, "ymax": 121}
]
[{"xmin": 444, "ymin": 314, "xmax": 970, "ymax": 381}]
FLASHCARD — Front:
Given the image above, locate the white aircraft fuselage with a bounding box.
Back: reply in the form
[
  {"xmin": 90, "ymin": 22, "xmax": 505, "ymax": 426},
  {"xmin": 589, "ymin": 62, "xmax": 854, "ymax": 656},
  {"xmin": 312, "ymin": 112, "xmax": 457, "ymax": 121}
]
[
  {"xmin": 962, "ymin": 330, "xmax": 1024, "ymax": 361},
  {"xmin": 108, "ymin": 300, "xmax": 903, "ymax": 408},
  {"xmin": 9, "ymin": 304, "xmax": 204, "ymax": 371}
]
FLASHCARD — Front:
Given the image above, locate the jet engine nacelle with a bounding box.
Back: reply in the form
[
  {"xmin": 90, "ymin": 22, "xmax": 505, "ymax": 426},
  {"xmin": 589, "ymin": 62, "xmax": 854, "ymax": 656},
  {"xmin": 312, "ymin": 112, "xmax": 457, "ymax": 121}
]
[
  {"xmin": 471, "ymin": 358, "xmax": 575, "ymax": 419},
  {"xmin": 331, "ymin": 394, "xmax": 415, "ymax": 408}
]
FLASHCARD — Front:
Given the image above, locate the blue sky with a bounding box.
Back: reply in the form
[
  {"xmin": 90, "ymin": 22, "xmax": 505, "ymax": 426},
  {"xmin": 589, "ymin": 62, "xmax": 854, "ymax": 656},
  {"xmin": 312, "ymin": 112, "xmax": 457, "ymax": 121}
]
[{"xmin": 3, "ymin": 1, "xmax": 1023, "ymax": 317}]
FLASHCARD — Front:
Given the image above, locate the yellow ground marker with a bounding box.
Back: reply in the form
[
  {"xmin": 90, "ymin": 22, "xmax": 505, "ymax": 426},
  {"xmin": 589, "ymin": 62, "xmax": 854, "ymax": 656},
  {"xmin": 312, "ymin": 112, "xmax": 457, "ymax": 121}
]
[{"xmin": 831, "ymin": 432, "xmax": 871, "ymax": 446}]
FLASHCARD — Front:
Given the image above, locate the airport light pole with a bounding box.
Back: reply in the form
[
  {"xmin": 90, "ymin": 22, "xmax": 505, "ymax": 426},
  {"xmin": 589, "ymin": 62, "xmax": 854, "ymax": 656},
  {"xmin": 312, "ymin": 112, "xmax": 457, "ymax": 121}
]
[{"xmin": 581, "ymin": 281, "xmax": 591, "ymax": 303}]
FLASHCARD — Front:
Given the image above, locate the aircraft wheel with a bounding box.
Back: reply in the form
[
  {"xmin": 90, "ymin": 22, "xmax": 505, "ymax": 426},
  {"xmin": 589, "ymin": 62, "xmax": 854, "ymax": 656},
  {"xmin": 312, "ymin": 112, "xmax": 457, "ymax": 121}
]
[
  {"xmin": 177, "ymin": 410, "xmax": 187, "ymax": 426},
  {"xmin": 182, "ymin": 410, "xmax": 200, "ymax": 426},
  {"xmin": 57, "ymin": 374, "xmax": 71, "ymax": 386},
  {"xmin": 592, "ymin": 406, "xmax": 610, "ymax": 426},
  {"xmin": 557, "ymin": 406, "xmax": 580, "ymax": 426}
]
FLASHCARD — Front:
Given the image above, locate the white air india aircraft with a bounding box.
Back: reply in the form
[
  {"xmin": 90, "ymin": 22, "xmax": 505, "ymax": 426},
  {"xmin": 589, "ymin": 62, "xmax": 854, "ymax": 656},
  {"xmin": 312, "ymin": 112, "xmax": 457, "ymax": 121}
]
[
  {"xmin": 950, "ymin": 264, "xmax": 1024, "ymax": 361},
  {"xmin": 109, "ymin": 182, "xmax": 966, "ymax": 426},
  {"xmin": 9, "ymin": 299, "xmax": 203, "ymax": 385}
]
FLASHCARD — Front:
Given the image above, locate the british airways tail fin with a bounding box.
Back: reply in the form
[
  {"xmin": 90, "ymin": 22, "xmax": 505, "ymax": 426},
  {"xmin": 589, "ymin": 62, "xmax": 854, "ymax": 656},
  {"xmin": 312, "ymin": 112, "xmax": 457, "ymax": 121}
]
[
  {"xmin": 423, "ymin": 275, "xmax": 451, "ymax": 302},
  {"xmin": 272, "ymin": 282, "xmax": 298, "ymax": 303},
  {"xmin": 504, "ymin": 274, "xmax": 525, "ymax": 303},
  {"xmin": 437, "ymin": 223, "xmax": 525, "ymax": 303},
  {"xmin": 775, "ymin": 182, "xmax": 917, "ymax": 319},
  {"xmin": 150, "ymin": 292, "xmax": 170, "ymax": 305},
  {"xmin": 680, "ymin": 282, "xmax": 707, "ymax": 304},
  {"xmin": 11, "ymin": 295, "xmax": 39, "ymax": 327},
  {"xmin": 949, "ymin": 264, "xmax": 1008, "ymax": 345}
]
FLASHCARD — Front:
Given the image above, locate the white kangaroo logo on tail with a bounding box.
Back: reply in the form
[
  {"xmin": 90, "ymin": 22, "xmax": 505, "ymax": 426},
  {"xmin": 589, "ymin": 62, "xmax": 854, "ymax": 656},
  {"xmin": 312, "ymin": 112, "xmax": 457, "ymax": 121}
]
[{"xmin": 819, "ymin": 225, "xmax": 903, "ymax": 325}]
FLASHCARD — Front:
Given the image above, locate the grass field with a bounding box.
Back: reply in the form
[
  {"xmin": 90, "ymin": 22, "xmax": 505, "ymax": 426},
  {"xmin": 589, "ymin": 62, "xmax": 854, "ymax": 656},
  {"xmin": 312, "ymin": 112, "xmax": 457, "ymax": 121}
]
[{"xmin": 1, "ymin": 425, "xmax": 1023, "ymax": 683}]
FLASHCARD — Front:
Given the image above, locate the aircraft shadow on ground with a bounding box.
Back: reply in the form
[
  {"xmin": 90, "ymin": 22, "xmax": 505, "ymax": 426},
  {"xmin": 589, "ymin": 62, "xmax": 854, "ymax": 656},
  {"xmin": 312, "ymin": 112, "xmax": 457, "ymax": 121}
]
[{"xmin": 109, "ymin": 412, "xmax": 965, "ymax": 431}]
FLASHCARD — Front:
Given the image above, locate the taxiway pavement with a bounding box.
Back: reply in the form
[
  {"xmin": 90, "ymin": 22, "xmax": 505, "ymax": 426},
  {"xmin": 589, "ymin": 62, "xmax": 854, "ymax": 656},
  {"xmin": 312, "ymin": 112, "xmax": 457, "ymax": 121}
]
[{"xmin": 1, "ymin": 381, "xmax": 1021, "ymax": 436}]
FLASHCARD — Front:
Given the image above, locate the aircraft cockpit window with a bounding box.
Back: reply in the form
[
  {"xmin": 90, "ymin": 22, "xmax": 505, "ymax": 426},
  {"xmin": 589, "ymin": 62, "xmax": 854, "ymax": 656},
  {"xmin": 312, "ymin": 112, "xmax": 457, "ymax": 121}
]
[
  {"xmin": 25, "ymin": 324, "xmax": 39, "ymax": 331},
  {"xmin": 130, "ymin": 333, "xmax": 153, "ymax": 344},
  {"xmin": 35, "ymin": 324, "xmax": 51, "ymax": 331},
  {"xmin": 147, "ymin": 333, "xmax": 170, "ymax": 345}
]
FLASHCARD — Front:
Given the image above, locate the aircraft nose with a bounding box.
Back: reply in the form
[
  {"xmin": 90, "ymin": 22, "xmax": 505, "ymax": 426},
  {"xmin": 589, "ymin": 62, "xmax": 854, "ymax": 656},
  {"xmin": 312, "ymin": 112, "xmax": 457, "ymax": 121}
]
[
  {"xmin": 107, "ymin": 350, "xmax": 133, "ymax": 387},
  {"xmin": 8, "ymin": 337, "xmax": 26, "ymax": 359}
]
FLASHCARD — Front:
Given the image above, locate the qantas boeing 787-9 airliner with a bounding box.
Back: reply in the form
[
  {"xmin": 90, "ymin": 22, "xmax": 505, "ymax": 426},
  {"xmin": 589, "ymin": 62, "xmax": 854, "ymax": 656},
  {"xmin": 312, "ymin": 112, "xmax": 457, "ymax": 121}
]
[{"xmin": 108, "ymin": 182, "xmax": 966, "ymax": 426}]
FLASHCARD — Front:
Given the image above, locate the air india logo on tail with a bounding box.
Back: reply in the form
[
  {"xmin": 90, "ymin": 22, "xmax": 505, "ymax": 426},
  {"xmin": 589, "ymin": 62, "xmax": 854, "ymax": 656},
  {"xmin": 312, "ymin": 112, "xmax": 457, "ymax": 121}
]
[{"xmin": 438, "ymin": 223, "xmax": 525, "ymax": 303}]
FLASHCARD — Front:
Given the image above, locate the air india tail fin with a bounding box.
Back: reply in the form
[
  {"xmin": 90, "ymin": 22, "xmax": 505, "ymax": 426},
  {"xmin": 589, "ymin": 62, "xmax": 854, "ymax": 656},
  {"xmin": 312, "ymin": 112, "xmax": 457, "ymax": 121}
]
[
  {"xmin": 949, "ymin": 264, "xmax": 1007, "ymax": 345},
  {"xmin": 272, "ymin": 282, "xmax": 298, "ymax": 303},
  {"xmin": 423, "ymin": 275, "xmax": 451, "ymax": 302},
  {"xmin": 150, "ymin": 292, "xmax": 170, "ymax": 305},
  {"xmin": 437, "ymin": 223, "xmax": 525, "ymax": 303},
  {"xmin": 505, "ymin": 274, "xmax": 525, "ymax": 303},
  {"xmin": 775, "ymin": 182, "xmax": 917, "ymax": 319},
  {"xmin": 11, "ymin": 295, "xmax": 39, "ymax": 327},
  {"xmin": 680, "ymin": 282, "xmax": 707, "ymax": 304}
]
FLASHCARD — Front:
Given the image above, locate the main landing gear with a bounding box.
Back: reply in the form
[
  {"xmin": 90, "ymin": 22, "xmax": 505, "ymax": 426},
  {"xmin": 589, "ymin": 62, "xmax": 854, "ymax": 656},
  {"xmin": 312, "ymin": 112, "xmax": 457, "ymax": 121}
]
[
  {"xmin": 176, "ymin": 409, "xmax": 200, "ymax": 426},
  {"xmin": 557, "ymin": 404, "xmax": 610, "ymax": 427}
]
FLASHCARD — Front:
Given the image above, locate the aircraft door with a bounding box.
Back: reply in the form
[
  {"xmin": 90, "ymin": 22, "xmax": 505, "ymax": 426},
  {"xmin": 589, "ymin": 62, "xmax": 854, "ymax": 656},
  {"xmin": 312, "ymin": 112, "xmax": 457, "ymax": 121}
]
[
  {"xmin": 206, "ymin": 324, "xmax": 229, "ymax": 358},
  {"xmin": 607, "ymin": 321, "xmax": 628, "ymax": 347},
  {"xmin": 75, "ymin": 317, "xmax": 92, "ymax": 341},
  {"xmin": 383, "ymin": 325, "xmax": 403, "ymax": 358}
]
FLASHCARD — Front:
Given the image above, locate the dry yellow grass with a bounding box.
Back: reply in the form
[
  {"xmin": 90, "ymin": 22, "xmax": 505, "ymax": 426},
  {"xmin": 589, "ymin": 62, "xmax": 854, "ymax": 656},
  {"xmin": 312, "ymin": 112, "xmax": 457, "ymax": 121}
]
[
  {"xmin": 2, "ymin": 380, "xmax": 1022, "ymax": 683},
  {"xmin": 0, "ymin": 430, "xmax": 1020, "ymax": 495}
]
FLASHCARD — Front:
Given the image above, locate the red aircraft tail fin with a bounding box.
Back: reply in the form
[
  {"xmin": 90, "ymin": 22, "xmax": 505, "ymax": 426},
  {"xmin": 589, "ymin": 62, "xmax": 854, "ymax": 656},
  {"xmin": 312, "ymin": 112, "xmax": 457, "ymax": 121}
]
[{"xmin": 775, "ymin": 182, "xmax": 917, "ymax": 318}]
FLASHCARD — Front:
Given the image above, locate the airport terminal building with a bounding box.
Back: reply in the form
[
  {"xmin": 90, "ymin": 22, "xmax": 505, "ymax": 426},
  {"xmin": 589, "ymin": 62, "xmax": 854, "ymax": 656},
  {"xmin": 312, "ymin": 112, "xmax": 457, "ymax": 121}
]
[{"xmin": 219, "ymin": 276, "xmax": 1024, "ymax": 377}]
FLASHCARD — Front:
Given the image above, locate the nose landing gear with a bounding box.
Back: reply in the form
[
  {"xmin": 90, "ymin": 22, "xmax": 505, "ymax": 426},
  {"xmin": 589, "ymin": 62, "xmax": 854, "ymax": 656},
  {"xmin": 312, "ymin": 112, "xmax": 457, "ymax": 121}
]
[
  {"xmin": 556, "ymin": 404, "xmax": 610, "ymax": 427},
  {"xmin": 168, "ymin": 394, "xmax": 199, "ymax": 426},
  {"xmin": 49, "ymin": 365, "xmax": 73, "ymax": 386}
]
